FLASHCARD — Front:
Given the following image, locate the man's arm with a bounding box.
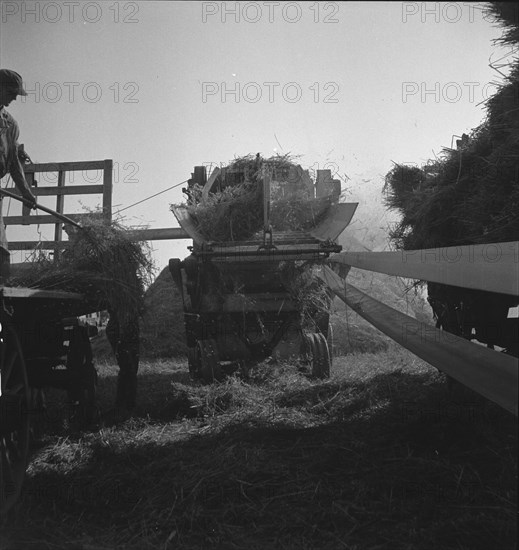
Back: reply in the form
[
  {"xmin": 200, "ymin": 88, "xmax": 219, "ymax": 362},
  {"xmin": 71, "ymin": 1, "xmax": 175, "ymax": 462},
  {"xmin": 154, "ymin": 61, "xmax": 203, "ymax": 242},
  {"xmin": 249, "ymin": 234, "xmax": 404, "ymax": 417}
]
[{"xmin": 8, "ymin": 119, "xmax": 36, "ymax": 205}]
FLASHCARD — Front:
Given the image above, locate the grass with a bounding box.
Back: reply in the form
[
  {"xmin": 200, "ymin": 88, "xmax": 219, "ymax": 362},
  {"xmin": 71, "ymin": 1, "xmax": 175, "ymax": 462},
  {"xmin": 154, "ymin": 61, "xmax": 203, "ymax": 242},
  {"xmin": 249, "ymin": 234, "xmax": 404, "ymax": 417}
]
[{"xmin": 1, "ymin": 347, "xmax": 516, "ymax": 550}]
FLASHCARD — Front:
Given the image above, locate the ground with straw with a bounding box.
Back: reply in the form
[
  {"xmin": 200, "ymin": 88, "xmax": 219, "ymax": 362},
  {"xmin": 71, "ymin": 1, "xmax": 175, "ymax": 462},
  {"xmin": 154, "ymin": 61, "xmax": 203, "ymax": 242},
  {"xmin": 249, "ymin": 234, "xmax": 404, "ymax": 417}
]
[{"xmin": 1, "ymin": 346, "xmax": 516, "ymax": 550}]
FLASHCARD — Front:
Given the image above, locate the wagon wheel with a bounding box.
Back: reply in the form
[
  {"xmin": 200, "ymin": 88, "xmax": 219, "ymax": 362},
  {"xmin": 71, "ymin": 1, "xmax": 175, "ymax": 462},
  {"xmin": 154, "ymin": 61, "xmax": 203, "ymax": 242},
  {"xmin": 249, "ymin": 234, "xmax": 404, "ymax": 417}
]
[
  {"xmin": 197, "ymin": 339, "xmax": 223, "ymax": 384},
  {"xmin": 0, "ymin": 321, "xmax": 30, "ymax": 517},
  {"xmin": 66, "ymin": 326, "xmax": 98, "ymax": 426},
  {"xmin": 28, "ymin": 387, "xmax": 46, "ymax": 442},
  {"xmin": 304, "ymin": 332, "xmax": 331, "ymax": 379}
]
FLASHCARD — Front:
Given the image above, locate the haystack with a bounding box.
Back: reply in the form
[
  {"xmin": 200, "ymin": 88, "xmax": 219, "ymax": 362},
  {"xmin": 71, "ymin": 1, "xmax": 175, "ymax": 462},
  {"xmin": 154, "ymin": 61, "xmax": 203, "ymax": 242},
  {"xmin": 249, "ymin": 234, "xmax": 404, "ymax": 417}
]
[
  {"xmin": 382, "ymin": 2, "xmax": 519, "ymax": 351},
  {"xmin": 140, "ymin": 266, "xmax": 187, "ymax": 357},
  {"xmin": 384, "ymin": 3, "xmax": 519, "ymax": 251}
]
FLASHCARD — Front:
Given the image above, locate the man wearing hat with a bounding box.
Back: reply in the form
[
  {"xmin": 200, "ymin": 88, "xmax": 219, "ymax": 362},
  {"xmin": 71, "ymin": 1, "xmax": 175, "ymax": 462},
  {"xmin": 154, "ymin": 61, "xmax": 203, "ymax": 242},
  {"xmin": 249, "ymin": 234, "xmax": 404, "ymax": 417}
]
[{"xmin": 0, "ymin": 69, "xmax": 37, "ymax": 278}]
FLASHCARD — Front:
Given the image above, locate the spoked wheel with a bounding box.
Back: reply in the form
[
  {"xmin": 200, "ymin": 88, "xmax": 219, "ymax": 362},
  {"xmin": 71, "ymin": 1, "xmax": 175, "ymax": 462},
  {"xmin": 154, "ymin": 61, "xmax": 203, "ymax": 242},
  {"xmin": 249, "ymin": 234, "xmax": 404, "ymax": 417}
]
[
  {"xmin": 28, "ymin": 387, "xmax": 46, "ymax": 442},
  {"xmin": 197, "ymin": 339, "xmax": 223, "ymax": 384},
  {"xmin": 304, "ymin": 332, "xmax": 331, "ymax": 379},
  {"xmin": 0, "ymin": 321, "xmax": 30, "ymax": 517},
  {"xmin": 66, "ymin": 326, "xmax": 98, "ymax": 426}
]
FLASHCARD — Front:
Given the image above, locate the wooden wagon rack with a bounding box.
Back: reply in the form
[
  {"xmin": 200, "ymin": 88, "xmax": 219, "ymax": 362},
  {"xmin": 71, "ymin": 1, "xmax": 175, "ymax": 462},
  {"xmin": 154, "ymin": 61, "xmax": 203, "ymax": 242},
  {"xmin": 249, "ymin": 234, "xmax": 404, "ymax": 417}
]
[{"xmin": 4, "ymin": 160, "xmax": 113, "ymax": 254}]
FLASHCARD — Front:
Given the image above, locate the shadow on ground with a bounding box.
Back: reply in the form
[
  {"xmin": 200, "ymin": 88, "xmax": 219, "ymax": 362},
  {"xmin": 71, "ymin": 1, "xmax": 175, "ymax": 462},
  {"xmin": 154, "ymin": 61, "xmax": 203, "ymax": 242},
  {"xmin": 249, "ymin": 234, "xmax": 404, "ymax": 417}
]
[{"xmin": 2, "ymin": 363, "xmax": 517, "ymax": 550}]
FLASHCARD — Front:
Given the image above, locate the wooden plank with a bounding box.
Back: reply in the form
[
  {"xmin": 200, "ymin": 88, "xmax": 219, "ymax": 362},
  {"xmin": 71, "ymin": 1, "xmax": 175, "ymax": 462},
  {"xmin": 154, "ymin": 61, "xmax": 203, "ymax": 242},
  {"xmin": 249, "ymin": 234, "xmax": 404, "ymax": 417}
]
[
  {"xmin": 7, "ymin": 185, "xmax": 104, "ymax": 197},
  {"xmin": 23, "ymin": 161, "xmax": 106, "ymax": 173},
  {"xmin": 207, "ymin": 242, "xmax": 337, "ymax": 254},
  {"xmin": 25, "ymin": 172, "xmax": 36, "ymax": 187},
  {"xmin": 0, "ymin": 286, "xmax": 83, "ymax": 301},
  {"xmin": 330, "ymin": 241, "xmax": 519, "ymax": 296},
  {"xmin": 8, "ymin": 242, "xmax": 67, "ymax": 251},
  {"xmin": 4, "ymin": 213, "xmax": 103, "ymax": 225},
  {"xmin": 202, "ymin": 167, "xmax": 220, "ymax": 201},
  {"xmin": 318, "ymin": 265, "xmax": 518, "ymax": 416},
  {"xmin": 103, "ymin": 159, "xmax": 113, "ymax": 222},
  {"xmin": 215, "ymin": 236, "xmax": 318, "ymax": 247},
  {"xmin": 54, "ymin": 171, "xmax": 65, "ymax": 244},
  {"xmin": 211, "ymin": 252, "xmax": 330, "ymax": 263},
  {"xmin": 6, "ymin": 187, "xmax": 104, "ymax": 202},
  {"xmin": 10, "ymin": 227, "xmax": 190, "ymax": 249},
  {"xmin": 21, "ymin": 201, "xmax": 30, "ymax": 225},
  {"xmin": 263, "ymin": 168, "xmax": 271, "ymax": 233},
  {"xmin": 12, "ymin": 231, "xmax": 317, "ymax": 247},
  {"xmin": 33, "ymin": 185, "xmax": 104, "ymax": 196}
]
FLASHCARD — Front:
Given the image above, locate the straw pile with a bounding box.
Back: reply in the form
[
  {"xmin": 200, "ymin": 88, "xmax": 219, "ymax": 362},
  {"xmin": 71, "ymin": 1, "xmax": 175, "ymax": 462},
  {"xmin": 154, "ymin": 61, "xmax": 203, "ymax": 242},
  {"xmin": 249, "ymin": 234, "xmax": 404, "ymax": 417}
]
[
  {"xmin": 11, "ymin": 352, "xmax": 517, "ymax": 549},
  {"xmin": 140, "ymin": 266, "xmax": 187, "ymax": 357},
  {"xmin": 176, "ymin": 154, "xmax": 332, "ymax": 242},
  {"xmin": 384, "ymin": 4, "xmax": 519, "ymax": 251},
  {"xmin": 183, "ymin": 178, "xmax": 263, "ymax": 242},
  {"xmin": 9, "ymin": 216, "xmax": 153, "ymax": 325},
  {"xmin": 270, "ymin": 190, "xmax": 332, "ymax": 233},
  {"xmin": 382, "ymin": 3, "xmax": 519, "ymax": 352}
]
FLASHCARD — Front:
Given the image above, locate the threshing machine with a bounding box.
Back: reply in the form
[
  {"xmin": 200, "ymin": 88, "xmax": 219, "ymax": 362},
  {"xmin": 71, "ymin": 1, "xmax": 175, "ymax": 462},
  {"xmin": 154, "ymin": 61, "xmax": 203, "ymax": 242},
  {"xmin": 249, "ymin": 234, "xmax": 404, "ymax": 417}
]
[{"xmin": 169, "ymin": 163, "xmax": 358, "ymax": 382}]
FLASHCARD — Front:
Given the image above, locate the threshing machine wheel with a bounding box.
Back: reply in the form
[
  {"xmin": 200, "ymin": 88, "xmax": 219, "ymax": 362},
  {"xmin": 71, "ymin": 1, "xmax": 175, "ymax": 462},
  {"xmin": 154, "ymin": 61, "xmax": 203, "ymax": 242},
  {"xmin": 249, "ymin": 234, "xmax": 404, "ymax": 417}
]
[
  {"xmin": 305, "ymin": 332, "xmax": 331, "ymax": 379},
  {"xmin": 0, "ymin": 321, "xmax": 30, "ymax": 517},
  {"xmin": 66, "ymin": 325, "xmax": 98, "ymax": 426},
  {"xmin": 197, "ymin": 339, "xmax": 223, "ymax": 384}
]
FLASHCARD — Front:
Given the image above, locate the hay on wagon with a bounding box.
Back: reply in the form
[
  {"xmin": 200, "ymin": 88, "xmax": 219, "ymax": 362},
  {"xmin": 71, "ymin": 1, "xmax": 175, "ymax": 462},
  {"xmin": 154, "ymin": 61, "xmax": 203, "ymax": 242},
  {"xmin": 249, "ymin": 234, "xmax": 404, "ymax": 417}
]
[
  {"xmin": 9, "ymin": 215, "xmax": 154, "ymax": 325},
  {"xmin": 174, "ymin": 154, "xmax": 336, "ymax": 243}
]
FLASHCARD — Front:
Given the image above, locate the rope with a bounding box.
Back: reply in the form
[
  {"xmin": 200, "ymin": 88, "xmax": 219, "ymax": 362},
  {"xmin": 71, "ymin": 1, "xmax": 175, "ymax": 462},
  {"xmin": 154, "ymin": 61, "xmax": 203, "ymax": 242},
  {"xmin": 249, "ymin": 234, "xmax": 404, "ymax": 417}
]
[{"xmin": 114, "ymin": 180, "xmax": 188, "ymax": 215}]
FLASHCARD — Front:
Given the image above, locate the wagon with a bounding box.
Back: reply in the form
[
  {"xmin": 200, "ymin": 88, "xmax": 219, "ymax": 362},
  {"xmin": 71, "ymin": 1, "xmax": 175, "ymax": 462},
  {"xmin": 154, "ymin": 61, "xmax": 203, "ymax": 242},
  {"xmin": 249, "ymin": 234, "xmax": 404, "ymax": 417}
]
[
  {"xmin": 0, "ymin": 284, "xmax": 98, "ymax": 515},
  {"xmin": 169, "ymin": 164, "xmax": 358, "ymax": 382}
]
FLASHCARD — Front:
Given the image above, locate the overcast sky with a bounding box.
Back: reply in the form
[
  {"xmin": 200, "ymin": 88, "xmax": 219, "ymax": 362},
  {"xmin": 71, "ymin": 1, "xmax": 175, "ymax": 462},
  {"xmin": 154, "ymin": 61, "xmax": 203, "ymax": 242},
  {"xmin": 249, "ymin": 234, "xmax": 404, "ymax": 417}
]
[{"xmin": 0, "ymin": 1, "xmax": 513, "ymax": 269}]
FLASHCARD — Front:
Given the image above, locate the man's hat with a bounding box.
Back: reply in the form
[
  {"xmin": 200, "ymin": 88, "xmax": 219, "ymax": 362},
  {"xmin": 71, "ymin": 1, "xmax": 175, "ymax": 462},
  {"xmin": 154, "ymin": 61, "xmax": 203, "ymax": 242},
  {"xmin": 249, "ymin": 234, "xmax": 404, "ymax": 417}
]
[{"xmin": 0, "ymin": 69, "xmax": 27, "ymax": 96}]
